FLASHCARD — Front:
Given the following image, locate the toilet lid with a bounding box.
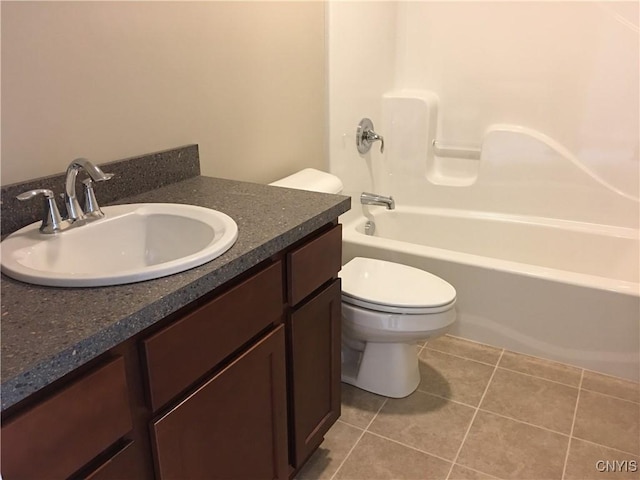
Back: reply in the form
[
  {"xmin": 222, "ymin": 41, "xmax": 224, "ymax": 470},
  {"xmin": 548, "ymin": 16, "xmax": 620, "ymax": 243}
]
[{"xmin": 339, "ymin": 257, "xmax": 456, "ymax": 312}]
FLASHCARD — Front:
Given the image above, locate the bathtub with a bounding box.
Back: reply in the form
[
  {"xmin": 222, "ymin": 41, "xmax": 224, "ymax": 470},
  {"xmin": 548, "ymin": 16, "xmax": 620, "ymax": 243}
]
[{"xmin": 340, "ymin": 204, "xmax": 640, "ymax": 381}]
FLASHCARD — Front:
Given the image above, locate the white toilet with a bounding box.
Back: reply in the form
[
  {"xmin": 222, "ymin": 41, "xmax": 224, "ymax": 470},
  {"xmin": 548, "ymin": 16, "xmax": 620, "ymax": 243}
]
[{"xmin": 270, "ymin": 169, "xmax": 457, "ymax": 398}]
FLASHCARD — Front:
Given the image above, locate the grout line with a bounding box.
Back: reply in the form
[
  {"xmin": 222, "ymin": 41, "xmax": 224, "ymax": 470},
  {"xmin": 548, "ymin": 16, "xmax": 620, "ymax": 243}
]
[
  {"xmin": 367, "ymin": 425, "xmax": 505, "ymax": 480},
  {"xmin": 561, "ymin": 369, "xmax": 584, "ymax": 480},
  {"xmin": 364, "ymin": 397, "xmax": 388, "ymax": 431},
  {"xmin": 329, "ymin": 397, "xmax": 388, "ymax": 480},
  {"xmin": 423, "ymin": 345, "xmax": 500, "ymax": 367},
  {"xmin": 426, "ymin": 341, "xmax": 639, "ymax": 397},
  {"xmin": 415, "ymin": 380, "xmax": 595, "ymax": 440},
  {"xmin": 327, "ymin": 427, "xmax": 366, "ymax": 480},
  {"xmin": 474, "ymin": 408, "xmax": 572, "ymax": 438},
  {"xmin": 414, "ymin": 388, "xmax": 481, "ymax": 410},
  {"xmin": 365, "ymin": 430, "xmax": 454, "ymax": 465},
  {"xmin": 451, "ymin": 464, "xmax": 503, "ymax": 480},
  {"xmin": 417, "ymin": 367, "xmax": 638, "ymax": 457},
  {"xmin": 579, "ymin": 386, "xmax": 640, "ymax": 405},
  {"xmin": 568, "ymin": 435, "xmax": 640, "ymax": 458},
  {"xmin": 442, "ymin": 333, "xmax": 503, "ymax": 350},
  {"xmin": 445, "ymin": 348, "xmax": 505, "ymax": 480},
  {"xmin": 441, "ymin": 334, "xmax": 639, "ymax": 390},
  {"xmin": 496, "ymin": 365, "xmax": 582, "ymax": 389},
  {"xmin": 580, "ymin": 364, "xmax": 640, "ymax": 386}
]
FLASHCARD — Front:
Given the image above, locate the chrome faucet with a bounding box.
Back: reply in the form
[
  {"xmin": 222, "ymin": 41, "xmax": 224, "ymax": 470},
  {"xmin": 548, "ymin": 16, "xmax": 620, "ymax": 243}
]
[
  {"xmin": 64, "ymin": 158, "xmax": 113, "ymax": 223},
  {"xmin": 16, "ymin": 158, "xmax": 113, "ymax": 234},
  {"xmin": 360, "ymin": 192, "xmax": 395, "ymax": 210}
]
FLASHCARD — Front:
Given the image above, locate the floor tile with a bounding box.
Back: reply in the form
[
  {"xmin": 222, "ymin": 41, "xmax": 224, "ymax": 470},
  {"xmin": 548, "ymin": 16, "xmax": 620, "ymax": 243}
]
[
  {"xmin": 456, "ymin": 411, "xmax": 569, "ymax": 480},
  {"xmin": 369, "ymin": 390, "xmax": 475, "ymax": 460},
  {"xmin": 480, "ymin": 368, "xmax": 578, "ymax": 433},
  {"xmin": 573, "ymin": 390, "xmax": 640, "ymax": 455},
  {"xmin": 498, "ymin": 351, "xmax": 582, "ymax": 386},
  {"xmin": 581, "ymin": 370, "xmax": 640, "ymax": 404},
  {"xmin": 334, "ymin": 432, "xmax": 451, "ymax": 480},
  {"xmin": 340, "ymin": 383, "xmax": 387, "ymax": 429},
  {"xmin": 448, "ymin": 464, "xmax": 499, "ymax": 480},
  {"xmin": 564, "ymin": 438, "xmax": 640, "ymax": 480},
  {"xmin": 418, "ymin": 349, "xmax": 495, "ymax": 406},
  {"xmin": 295, "ymin": 421, "xmax": 363, "ymax": 480},
  {"xmin": 425, "ymin": 335, "xmax": 502, "ymax": 366}
]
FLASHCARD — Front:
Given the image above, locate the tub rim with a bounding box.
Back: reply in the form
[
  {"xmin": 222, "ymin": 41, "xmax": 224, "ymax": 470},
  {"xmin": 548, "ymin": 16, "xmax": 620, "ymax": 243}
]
[{"xmin": 341, "ymin": 208, "xmax": 640, "ymax": 297}]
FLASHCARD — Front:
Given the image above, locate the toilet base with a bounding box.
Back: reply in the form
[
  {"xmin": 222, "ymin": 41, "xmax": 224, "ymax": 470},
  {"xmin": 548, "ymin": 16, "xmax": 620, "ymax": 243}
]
[{"xmin": 341, "ymin": 341, "xmax": 420, "ymax": 398}]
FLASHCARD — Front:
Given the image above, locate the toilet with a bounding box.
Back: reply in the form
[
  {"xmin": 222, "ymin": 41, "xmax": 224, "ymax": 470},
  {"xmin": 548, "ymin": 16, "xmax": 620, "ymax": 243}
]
[{"xmin": 270, "ymin": 169, "xmax": 457, "ymax": 398}]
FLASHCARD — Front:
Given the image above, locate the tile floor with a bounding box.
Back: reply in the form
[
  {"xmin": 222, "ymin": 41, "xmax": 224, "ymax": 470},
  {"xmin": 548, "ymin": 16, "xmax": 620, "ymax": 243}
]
[{"xmin": 296, "ymin": 335, "xmax": 640, "ymax": 480}]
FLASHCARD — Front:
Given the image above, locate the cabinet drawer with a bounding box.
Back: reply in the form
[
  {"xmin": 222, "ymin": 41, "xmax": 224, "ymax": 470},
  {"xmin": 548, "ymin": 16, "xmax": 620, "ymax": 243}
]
[
  {"xmin": 143, "ymin": 260, "xmax": 284, "ymax": 411},
  {"xmin": 287, "ymin": 224, "xmax": 342, "ymax": 306},
  {"xmin": 1, "ymin": 357, "xmax": 132, "ymax": 480}
]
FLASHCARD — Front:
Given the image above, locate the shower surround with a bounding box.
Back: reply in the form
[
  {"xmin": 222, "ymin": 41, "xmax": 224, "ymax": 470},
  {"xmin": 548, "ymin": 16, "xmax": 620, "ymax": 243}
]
[{"xmin": 328, "ymin": 2, "xmax": 639, "ymax": 380}]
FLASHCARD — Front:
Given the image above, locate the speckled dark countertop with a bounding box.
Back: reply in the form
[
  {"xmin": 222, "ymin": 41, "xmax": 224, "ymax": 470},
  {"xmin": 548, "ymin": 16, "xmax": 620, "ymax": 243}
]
[{"xmin": 1, "ymin": 176, "xmax": 350, "ymax": 411}]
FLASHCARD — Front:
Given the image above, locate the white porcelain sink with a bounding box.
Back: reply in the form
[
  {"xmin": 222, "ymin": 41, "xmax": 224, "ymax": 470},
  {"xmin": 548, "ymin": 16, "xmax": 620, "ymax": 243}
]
[{"xmin": 1, "ymin": 203, "xmax": 238, "ymax": 287}]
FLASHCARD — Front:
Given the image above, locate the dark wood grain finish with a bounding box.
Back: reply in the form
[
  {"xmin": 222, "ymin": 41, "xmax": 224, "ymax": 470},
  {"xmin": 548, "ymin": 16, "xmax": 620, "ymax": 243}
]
[
  {"xmin": 143, "ymin": 261, "xmax": 284, "ymax": 411},
  {"xmin": 151, "ymin": 325, "xmax": 288, "ymax": 480},
  {"xmin": 83, "ymin": 441, "xmax": 137, "ymax": 480},
  {"xmin": 287, "ymin": 224, "xmax": 342, "ymax": 306},
  {"xmin": 289, "ymin": 279, "xmax": 342, "ymax": 467},
  {"xmin": 1, "ymin": 357, "xmax": 132, "ymax": 480}
]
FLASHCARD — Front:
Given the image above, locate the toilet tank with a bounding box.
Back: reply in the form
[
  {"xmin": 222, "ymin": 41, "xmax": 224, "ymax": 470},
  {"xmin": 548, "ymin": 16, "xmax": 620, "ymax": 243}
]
[{"xmin": 269, "ymin": 168, "xmax": 343, "ymax": 194}]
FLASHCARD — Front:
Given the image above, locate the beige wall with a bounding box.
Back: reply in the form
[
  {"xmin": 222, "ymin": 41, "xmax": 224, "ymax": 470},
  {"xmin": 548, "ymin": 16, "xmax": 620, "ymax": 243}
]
[{"xmin": 1, "ymin": 1, "xmax": 326, "ymax": 185}]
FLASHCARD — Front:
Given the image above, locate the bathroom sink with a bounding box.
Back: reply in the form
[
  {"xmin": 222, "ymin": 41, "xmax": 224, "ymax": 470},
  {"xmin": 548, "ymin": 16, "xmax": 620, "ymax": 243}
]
[{"xmin": 0, "ymin": 203, "xmax": 238, "ymax": 287}]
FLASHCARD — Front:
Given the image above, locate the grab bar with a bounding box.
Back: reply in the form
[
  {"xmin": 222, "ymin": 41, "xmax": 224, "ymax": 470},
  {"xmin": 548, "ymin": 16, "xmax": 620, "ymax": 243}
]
[{"xmin": 432, "ymin": 140, "xmax": 481, "ymax": 160}]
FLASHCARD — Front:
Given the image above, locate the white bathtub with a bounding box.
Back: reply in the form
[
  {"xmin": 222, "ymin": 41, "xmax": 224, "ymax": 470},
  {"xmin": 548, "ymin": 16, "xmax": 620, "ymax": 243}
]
[{"xmin": 341, "ymin": 204, "xmax": 640, "ymax": 381}]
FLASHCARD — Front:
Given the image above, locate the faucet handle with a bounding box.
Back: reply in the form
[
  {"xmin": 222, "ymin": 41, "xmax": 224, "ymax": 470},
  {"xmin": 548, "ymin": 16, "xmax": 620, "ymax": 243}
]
[
  {"xmin": 356, "ymin": 118, "xmax": 385, "ymax": 154},
  {"xmin": 16, "ymin": 189, "xmax": 68, "ymax": 233},
  {"xmin": 16, "ymin": 188, "xmax": 55, "ymax": 201},
  {"xmin": 81, "ymin": 177, "xmax": 109, "ymax": 219}
]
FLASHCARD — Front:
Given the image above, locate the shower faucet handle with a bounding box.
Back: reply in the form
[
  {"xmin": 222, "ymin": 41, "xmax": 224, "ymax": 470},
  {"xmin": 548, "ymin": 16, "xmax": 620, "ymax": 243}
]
[{"xmin": 356, "ymin": 118, "xmax": 385, "ymax": 154}]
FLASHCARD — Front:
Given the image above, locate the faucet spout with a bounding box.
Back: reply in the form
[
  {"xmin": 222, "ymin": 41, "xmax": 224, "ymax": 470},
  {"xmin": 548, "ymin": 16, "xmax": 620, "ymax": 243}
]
[
  {"xmin": 360, "ymin": 192, "xmax": 395, "ymax": 210},
  {"xmin": 65, "ymin": 158, "xmax": 113, "ymax": 222}
]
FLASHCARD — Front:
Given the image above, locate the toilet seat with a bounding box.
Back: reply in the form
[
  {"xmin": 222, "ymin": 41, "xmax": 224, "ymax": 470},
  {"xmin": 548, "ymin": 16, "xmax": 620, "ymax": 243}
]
[
  {"xmin": 340, "ymin": 257, "xmax": 456, "ymax": 314},
  {"xmin": 342, "ymin": 294, "xmax": 455, "ymax": 314}
]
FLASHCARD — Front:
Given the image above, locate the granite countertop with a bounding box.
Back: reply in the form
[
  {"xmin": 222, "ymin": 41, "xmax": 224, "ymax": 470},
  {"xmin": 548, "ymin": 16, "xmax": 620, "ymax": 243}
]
[{"xmin": 1, "ymin": 176, "xmax": 350, "ymax": 411}]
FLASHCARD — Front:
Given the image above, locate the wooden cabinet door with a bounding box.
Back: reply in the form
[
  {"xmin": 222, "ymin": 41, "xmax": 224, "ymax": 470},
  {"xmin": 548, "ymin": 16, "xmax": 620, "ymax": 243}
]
[
  {"xmin": 289, "ymin": 279, "xmax": 342, "ymax": 467},
  {"xmin": 151, "ymin": 325, "xmax": 288, "ymax": 480}
]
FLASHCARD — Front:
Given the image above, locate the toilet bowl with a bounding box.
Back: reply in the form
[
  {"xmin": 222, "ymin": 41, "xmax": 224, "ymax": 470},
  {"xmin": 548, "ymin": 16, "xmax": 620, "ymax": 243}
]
[{"xmin": 270, "ymin": 169, "xmax": 457, "ymax": 398}]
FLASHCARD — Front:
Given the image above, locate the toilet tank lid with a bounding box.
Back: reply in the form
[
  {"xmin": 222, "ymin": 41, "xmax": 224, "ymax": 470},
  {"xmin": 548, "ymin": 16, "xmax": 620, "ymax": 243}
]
[
  {"xmin": 269, "ymin": 168, "xmax": 343, "ymax": 194},
  {"xmin": 340, "ymin": 257, "xmax": 456, "ymax": 309}
]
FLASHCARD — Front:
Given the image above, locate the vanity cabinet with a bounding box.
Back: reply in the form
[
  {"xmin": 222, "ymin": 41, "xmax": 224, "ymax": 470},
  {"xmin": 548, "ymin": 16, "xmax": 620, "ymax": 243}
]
[{"xmin": 1, "ymin": 222, "xmax": 343, "ymax": 480}]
